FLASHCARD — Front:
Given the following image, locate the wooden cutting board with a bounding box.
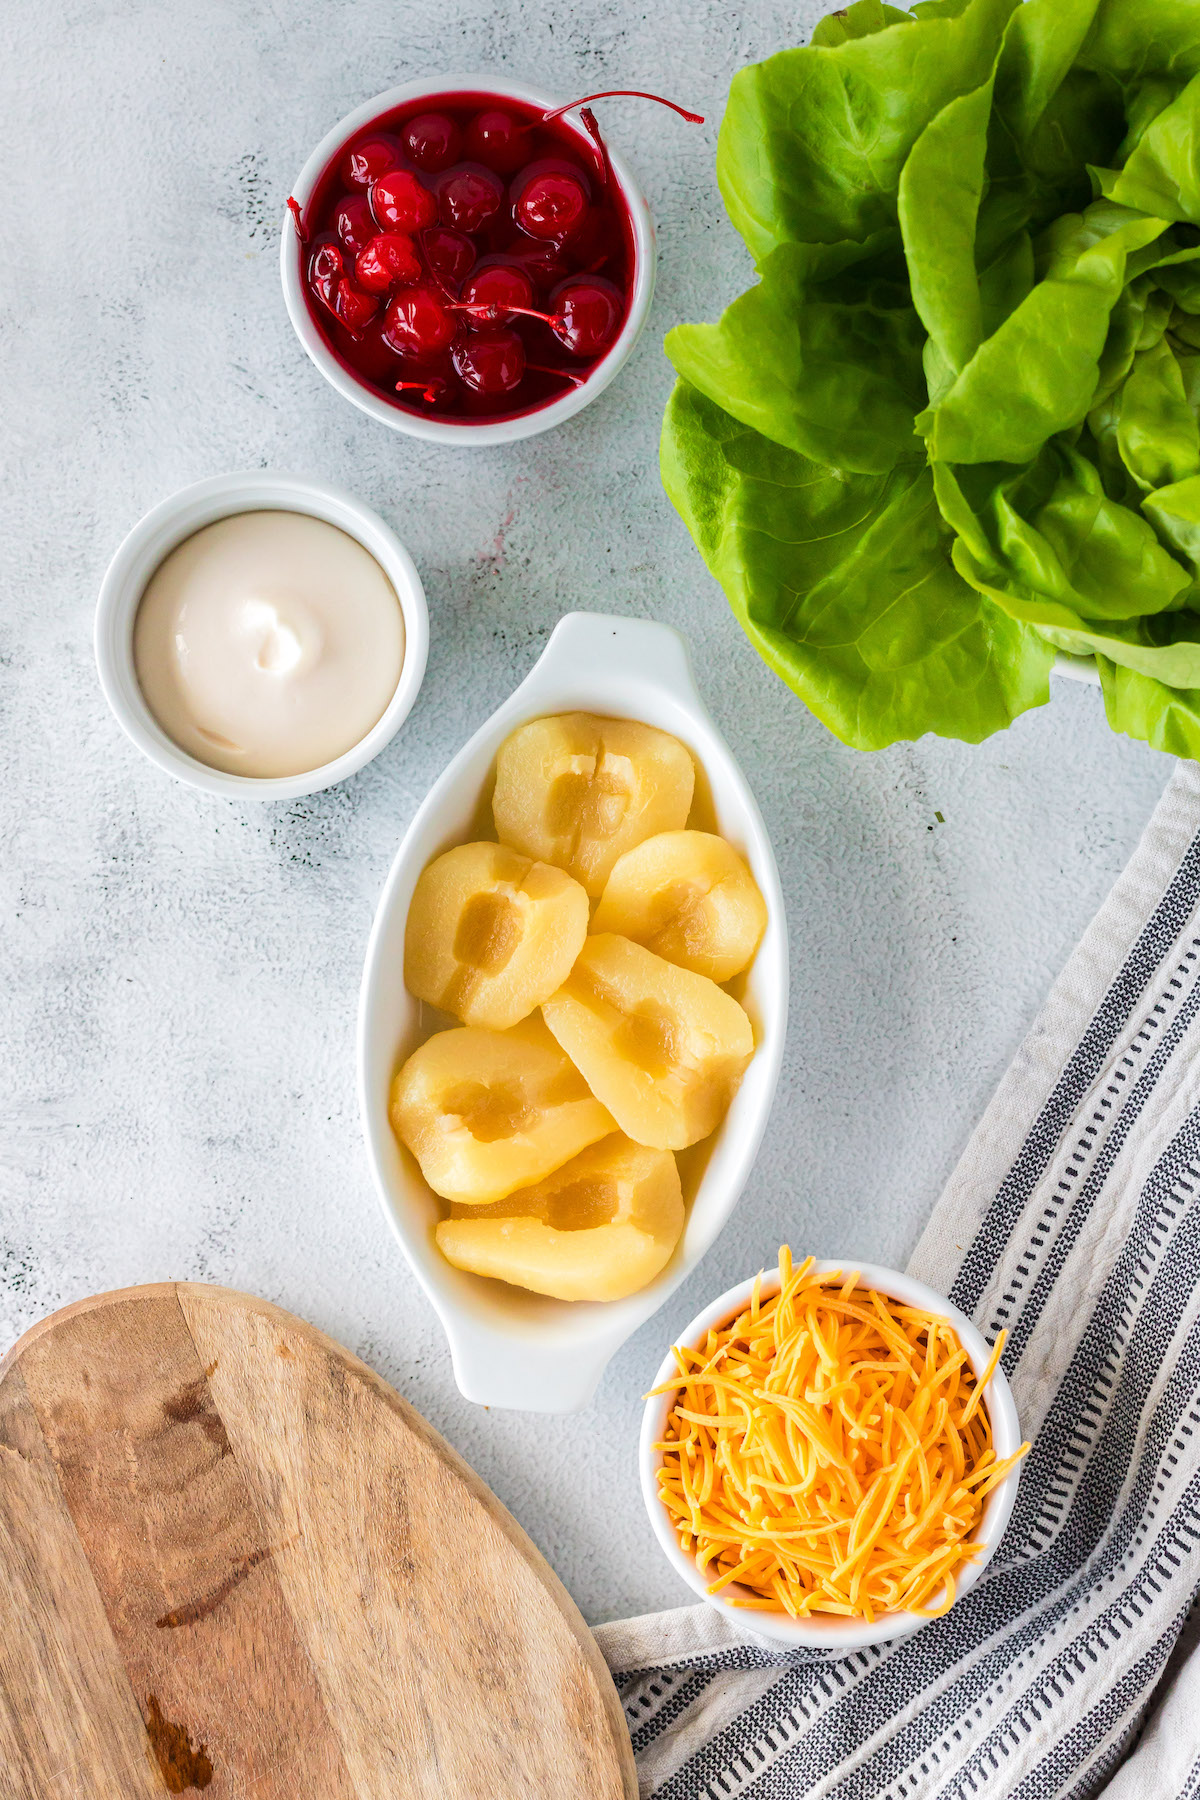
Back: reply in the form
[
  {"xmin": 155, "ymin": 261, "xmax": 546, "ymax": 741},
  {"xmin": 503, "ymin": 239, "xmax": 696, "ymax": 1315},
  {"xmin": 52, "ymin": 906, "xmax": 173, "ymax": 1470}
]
[{"xmin": 0, "ymin": 1284, "xmax": 637, "ymax": 1798}]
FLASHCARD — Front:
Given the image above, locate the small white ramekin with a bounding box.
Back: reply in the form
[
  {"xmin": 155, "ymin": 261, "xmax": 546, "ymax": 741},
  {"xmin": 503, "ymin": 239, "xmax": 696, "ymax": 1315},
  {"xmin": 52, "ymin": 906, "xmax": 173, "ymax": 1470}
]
[
  {"xmin": 94, "ymin": 471, "xmax": 429, "ymax": 801},
  {"xmin": 281, "ymin": 76, "xmax": 657, "ymax": 446},
  {"xmin": 641, "ymin": 1259, "xmax": 1024, "ymax": 1650}
]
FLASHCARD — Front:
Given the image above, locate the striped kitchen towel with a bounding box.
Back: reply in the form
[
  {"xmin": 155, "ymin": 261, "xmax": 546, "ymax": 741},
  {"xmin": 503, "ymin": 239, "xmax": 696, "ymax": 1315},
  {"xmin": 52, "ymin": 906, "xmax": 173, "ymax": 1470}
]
[{"xmin": 597, "ymin": 760, "xmax": 1200, "ymax": 1799}]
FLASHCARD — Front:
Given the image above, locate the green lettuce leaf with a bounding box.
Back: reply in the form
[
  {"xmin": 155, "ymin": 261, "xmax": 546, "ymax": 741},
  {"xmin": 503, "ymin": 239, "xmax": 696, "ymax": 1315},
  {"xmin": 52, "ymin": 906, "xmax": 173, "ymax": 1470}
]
[
  {"xmin": 911, "ymin": 1, "xmax": 975, "ymax": 18},
  {"xmin": 990, "ymin": 0, "xmax": 1125, "ymax": 224},
  {"xmin": 811, "ymin": 0, "xmax": 915, "ymax": 47},
  {"xmin": 917, "ymin": 203, "xmax": 1168, "ymax": 463},
  {"xmin": 1096, "ymin": 71, "xmax": 1200, "ymax": 219},
  {"xmin": 661, "ymin": 381, "xmax": 1054, "ymax": 747},
  {"xmin": 1036, "ymin": 616, "xmax": 1200, "ymax": 684},
  {"xmin": 664, "ymin": 238, "xmax": 927, "ymax": 472},
  {"xmin": 1097, "ymin": 658, "xmax": 1200, "ymax": 756},
  {"xmin": 1116, "ymin": 334, "xmax": 1200, "ymax": 487},
  {"xmin": 1144, "ymin": 474, "xmax": 1200, "ymax": 562},
  {"xmin": 715, "ymin": 0, "xmax": 1019, "ymax": 259},
  {"xmin": 977, "ymin": 228, "xmax": 1036, "ymax": 334},
  {"xmin": 935, "ymin": 447, "xmax": 1192, "ymax": 627},
  {"xmin": 898, "ymin": 80, "xmax": 992, "ymax": 373},
  {"xmin": 992, "ymin": 0, "xmax": 1101, "ymax": 141},
  {"xmin": 1078, "ymin": 0, "xmax": 1200, "ymax": 89},
  {"xmin": 1158, "ymin": 263, "xmax": 1200, "ymax": 311}
]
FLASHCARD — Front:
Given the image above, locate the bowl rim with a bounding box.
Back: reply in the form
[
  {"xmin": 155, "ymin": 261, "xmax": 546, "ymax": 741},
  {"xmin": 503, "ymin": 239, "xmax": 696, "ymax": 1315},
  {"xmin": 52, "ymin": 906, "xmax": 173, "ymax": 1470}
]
[
  {"xmin": 93, "ymin": 470, "xmax": 429, "ymax": 801},
  {"xmin": 279, "ymin": 74, "xmax": 657, "ymax": 445},
  {"xmin": 357, "ymin": 612, "xmax": 789, "ymax": 1411},
  {"xmin": 640, "ymin": 1256, "xmax": 1024, "ymax": 1650}
]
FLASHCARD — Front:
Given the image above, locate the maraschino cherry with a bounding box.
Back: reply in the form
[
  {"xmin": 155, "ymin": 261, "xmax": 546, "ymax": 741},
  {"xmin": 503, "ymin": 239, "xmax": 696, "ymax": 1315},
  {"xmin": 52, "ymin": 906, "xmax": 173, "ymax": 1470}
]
[
  {"xmin": 463, "ymin": 109, "xmax": 529, "ymax": 172},
  {"xmin": 420, "ymin": 227, "xmax": 475, "ymax": 288},
  {"xmin": 453, "ymin": 328, "xmax": 526, "ymax": 394},
  {"xmin": 335, "ymin": 196, "xmax": 376, "ymax": 254},
  {"xmin": 382, "ymin": 284, "xmax": 458, "ymax": 359},
  {"xmin": 548, "ymin": 276, "xmax": 623, "ymax": 355},
  {"xmin": 332, "ymin": 280, "xmax": 379, "ymax": 333},
  {"xmin": 402, "ymin": 112, "xmax": 462, "ymax": 170},
  {"xmin": 371, "ymin": 169, "xmax": 437, "ymax": 233},
  {"xmin": 437, "ymin": 165, "xmax": 505, "ymax": 233},
  {"xmin": 356, "ymin": 232, "xmax": 421, "ymax": 292},
  {"xmin": 506, "ymin": 242, "xmax": 569, "ymax": 289},
  {"xmin": 308, "ymin": 242, "xmax": 343, "ymax": 311},
  {"xmin": 514, "ymin": 167, "xmax": 589, "ymax": 242},
  {"xmin": 341, "ymin": 137, "xmax": 398, "ymax": 188},
  {"xmin": 460, "ymin": 265, "xmax": 535, "ymax": 325}
]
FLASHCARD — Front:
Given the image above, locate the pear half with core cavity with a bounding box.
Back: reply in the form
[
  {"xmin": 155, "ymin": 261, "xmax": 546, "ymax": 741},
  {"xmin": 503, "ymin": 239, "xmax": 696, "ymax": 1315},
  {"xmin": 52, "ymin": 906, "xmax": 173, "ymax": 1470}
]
[
  {"xmin": 592, "ymin": 829, "xmax": 767, "ymax": 983},
  {"xmin": 405, "ymin": 840, "xmax": 589, "ymax": 1029},
  {"xmin": 542, "ymin": 934, "xmax": 754, "ymax": 1150},
  {"xmin": 437, "ymin": 1134, "xmax": 684, "ymax": 1300},
  {"xmin": 390, "ymin": 1016, "xmax": 614, "ymax": 1203},
  {"xmin": 492, "ymin": 712, "xmax": 695, "ymax": 897}
]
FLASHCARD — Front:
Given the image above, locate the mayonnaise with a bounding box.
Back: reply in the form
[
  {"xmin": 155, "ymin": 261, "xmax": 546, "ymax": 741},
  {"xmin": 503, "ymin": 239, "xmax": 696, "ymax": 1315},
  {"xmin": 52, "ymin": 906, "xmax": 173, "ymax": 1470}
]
[{"xmin": 133, "ymin": 510, "xmax": 405, "ymax": 778}]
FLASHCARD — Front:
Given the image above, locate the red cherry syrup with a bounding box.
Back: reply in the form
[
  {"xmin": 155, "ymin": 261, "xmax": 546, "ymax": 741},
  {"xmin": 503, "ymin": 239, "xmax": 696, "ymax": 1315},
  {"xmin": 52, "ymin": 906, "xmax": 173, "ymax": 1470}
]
[{"xmin": 292, "ymin": 91, "xmax": 649, "ymax": 422}]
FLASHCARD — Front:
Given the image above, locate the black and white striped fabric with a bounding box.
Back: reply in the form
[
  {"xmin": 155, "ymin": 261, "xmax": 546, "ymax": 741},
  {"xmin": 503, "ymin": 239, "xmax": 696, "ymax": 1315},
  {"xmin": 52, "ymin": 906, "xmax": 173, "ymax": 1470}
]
[{"xmin": 597, "ymin": 763, "xmax": 1200, "ymax": 1799}]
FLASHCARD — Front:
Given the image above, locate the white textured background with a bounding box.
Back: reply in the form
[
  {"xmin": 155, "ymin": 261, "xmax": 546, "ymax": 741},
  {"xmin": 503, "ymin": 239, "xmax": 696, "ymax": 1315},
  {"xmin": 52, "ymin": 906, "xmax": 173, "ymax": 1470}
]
[{"xmin": 0, "ymin": 0, "xmax": 1176, "ymax": 1624}]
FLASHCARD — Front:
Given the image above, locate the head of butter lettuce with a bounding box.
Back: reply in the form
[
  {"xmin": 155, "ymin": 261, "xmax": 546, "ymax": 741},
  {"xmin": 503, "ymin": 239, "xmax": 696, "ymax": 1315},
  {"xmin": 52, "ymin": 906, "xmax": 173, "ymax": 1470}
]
[{"xmin": 663, "ymin": 0, "xmax": 1200, "ymax": 753}]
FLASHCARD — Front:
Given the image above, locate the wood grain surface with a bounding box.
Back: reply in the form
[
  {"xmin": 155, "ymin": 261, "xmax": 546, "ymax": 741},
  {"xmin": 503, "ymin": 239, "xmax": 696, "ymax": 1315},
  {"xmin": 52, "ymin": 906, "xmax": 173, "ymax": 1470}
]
[{"xmin": 0, "ymin": 1284, "xmax": 637, "ymax": 1798}]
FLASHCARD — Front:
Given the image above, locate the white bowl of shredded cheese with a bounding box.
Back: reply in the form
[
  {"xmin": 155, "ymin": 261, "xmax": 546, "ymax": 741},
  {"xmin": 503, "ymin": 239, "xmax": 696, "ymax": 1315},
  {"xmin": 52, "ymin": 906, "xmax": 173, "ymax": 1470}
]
[{"xmin": 641, "ymin": 1255, "xmax": 1026, "ymax": 1649}]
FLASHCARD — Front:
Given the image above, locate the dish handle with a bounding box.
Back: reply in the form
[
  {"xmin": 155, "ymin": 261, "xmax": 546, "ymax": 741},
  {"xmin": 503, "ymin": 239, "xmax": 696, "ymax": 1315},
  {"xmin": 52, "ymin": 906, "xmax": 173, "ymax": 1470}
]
[
  {"xmin": 516, "ymin": 611, "xmax": 706, "ymax": 711},
  {"xmin": 443, "ymin": 1311, "xmax": 629, "ymax": 1414}
]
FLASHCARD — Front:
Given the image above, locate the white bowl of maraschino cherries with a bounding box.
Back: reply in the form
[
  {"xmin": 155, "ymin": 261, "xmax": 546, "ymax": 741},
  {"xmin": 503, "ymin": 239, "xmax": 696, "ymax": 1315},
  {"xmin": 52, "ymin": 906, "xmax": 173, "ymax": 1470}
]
[{"xmin": 281, "ymin": 79, "xmax": 702, "ymax": 445}]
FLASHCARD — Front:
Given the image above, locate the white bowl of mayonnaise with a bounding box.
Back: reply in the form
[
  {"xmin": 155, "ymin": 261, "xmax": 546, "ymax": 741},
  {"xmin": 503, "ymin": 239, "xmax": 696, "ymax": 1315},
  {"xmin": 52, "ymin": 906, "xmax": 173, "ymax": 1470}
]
[{"xmin": 94, "ymin": 472, "xmax": 429, "ymax": 800}]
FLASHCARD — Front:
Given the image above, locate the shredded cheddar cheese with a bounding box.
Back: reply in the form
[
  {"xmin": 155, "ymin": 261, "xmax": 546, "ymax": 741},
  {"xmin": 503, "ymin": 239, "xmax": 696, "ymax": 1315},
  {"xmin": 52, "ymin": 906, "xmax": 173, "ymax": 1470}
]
[{"xmin": 651, "ymin": 1249, "xmax": 1030, "ymax": 1621}]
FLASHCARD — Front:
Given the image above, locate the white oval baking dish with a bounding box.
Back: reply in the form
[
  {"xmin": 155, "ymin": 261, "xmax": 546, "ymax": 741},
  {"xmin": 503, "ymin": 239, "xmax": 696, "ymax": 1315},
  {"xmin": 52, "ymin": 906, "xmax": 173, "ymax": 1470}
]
[{"xmin": 358, "ymin": 611, "xmax": 788, "ymax": 1411}]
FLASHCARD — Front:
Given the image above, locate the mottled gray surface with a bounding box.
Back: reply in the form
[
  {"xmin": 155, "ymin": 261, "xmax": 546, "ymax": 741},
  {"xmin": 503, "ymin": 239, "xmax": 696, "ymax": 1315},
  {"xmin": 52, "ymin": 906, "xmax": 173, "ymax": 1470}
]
[{"xmin": 0, "ymin": 0, "xmax": 1175, "ymax": 1624}]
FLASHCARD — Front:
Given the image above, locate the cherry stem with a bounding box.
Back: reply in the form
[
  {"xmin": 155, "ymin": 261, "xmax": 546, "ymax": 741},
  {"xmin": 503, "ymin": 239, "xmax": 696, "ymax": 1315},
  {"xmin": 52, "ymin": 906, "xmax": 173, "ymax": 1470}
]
[
  {"xmin": 538, "ymin": 90, "xmax": 704, "ymax": 127},
  {"xmin": 580, "ymin": 106, "xmax": 608, "ymax": 191},
  {"xmin": 286, "ymin": 196, "xmax": 309, "ymax": 243},
  {"xmin": 395, "ymin": 377, "xmax": 445, "ymax": 403},
  {"xmin": 526, "ymin": 362, "xmax": 587, "ymax": 388},
  {"xmin": 453, "ymin": 300, "xmax": 560, "ymax": 328}
]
